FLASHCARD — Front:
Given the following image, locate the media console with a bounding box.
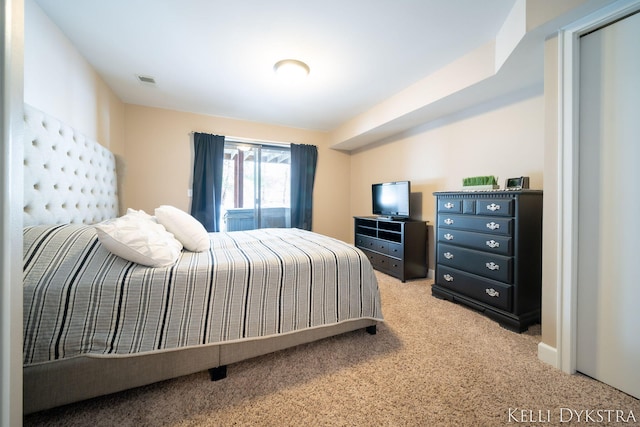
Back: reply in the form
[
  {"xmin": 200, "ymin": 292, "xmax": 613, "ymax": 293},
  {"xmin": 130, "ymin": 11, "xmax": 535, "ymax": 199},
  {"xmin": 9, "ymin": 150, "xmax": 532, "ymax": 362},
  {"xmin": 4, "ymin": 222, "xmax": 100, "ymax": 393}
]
[{"xmin": 354, "ymin": 216, "xmax": 427, "ymax": 282}]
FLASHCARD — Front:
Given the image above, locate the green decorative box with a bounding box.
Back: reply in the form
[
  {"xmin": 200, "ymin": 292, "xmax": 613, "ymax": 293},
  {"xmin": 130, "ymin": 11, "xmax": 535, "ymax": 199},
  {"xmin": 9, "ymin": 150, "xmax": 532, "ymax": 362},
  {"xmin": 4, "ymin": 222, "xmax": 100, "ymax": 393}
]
[{"xmin": 462, "ymin": 175, "xmax": 499, "ymax": 191}]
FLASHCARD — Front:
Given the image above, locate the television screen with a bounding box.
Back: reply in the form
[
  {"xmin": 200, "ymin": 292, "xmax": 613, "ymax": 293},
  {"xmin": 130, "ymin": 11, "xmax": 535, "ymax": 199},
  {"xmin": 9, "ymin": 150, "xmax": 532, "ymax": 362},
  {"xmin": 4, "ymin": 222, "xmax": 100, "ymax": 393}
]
[{"xmin": 372, "ymin": 181, "xmax": 410, "ymax": 218}]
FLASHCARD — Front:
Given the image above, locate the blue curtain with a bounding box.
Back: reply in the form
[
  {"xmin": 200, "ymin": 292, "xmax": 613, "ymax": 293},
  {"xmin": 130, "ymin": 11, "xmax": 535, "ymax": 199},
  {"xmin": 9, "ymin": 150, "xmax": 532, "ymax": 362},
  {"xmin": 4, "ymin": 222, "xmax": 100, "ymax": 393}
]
[
  {"xmin": 190, "ymin": 132, "xmax": 225, "ymax": 232},
  {"xmin": 290, "ymin": 143, "xmax": 318, "ymax": 230}
]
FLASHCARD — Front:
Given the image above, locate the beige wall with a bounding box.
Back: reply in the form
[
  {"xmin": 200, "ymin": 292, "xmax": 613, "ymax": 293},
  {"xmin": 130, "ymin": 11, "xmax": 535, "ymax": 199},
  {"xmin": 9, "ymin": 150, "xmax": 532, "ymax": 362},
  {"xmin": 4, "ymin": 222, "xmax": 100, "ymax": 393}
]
[
  {"xmin": 24, "ymin": 0, "xmax": 127, "ymax": 211},
  {"xmin": 540, "ymin": 35, "xmax": 559, "ymax": 352},
  {"xmin": 349, "ymin": 91, "xmax": 545, "ymax": 272},
  {"xmin": 123, "ymin": 105, "xmax": 352, "ymax": 242},
  {"xmin": 24, "ymin": 0, "xmax": 125, "ymax": 157}
]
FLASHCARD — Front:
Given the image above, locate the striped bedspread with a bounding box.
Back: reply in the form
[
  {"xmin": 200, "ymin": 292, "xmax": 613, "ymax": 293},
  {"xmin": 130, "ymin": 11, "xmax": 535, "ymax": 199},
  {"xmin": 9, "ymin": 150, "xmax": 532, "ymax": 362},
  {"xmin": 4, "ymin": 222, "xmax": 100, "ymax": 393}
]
[{"xmin": 23, "ymin": 224, "xmax": 382, "ymax": 366}]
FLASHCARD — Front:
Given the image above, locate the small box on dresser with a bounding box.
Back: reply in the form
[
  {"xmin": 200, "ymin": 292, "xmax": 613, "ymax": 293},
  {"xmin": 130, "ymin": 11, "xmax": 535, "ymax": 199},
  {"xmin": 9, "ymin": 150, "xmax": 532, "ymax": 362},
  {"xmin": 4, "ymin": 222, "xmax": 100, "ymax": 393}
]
[
  {"xmin": 432, "ymin": 190, "xmax": 543, "ymax": 332},
  {"xmin": 354, "ymin": 217, "xmax": 427, "ymax": 282}
]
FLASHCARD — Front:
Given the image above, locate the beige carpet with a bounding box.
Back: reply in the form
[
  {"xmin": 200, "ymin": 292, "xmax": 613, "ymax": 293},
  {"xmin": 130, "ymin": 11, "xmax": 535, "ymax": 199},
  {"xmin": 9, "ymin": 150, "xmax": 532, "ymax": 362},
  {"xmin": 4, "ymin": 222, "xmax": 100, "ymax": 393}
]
[{"xmin": 25, "ymin": 272, "xmax": 639, "ymax": 426}]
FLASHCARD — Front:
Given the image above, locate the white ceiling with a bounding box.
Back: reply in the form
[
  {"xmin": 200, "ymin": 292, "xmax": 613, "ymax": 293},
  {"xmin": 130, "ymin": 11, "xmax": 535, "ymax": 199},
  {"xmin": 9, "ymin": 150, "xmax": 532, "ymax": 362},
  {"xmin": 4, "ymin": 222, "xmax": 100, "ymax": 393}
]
[{"xmin": 34, "ymin": 0, "xmax": 518, "ymax": 132}]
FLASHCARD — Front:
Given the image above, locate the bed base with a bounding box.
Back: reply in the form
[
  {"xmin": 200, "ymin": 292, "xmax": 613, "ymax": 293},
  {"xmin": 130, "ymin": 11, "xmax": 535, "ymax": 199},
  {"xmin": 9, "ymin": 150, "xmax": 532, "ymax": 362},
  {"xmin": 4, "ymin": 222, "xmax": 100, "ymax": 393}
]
[
  {"xmin": 206, "ymin": 325, "xmax": 377, "ymax": 382},
  {"xmin": 24, "ymin": 319, "xmax": 378, "ymax": 414}
]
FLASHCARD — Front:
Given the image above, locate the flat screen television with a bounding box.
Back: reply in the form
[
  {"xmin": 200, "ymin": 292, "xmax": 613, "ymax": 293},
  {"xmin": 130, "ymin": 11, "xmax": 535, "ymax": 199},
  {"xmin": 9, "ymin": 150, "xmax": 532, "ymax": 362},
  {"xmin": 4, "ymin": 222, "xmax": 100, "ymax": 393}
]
[{"xmin": 372, "ymin": 181, "xmax": 410, "ymax": 219}]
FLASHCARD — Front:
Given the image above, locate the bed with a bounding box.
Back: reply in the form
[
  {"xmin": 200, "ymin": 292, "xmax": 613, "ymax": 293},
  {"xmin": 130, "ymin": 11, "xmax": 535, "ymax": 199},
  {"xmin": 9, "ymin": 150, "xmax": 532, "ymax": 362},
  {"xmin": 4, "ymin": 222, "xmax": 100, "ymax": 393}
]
[{"xmin": 22, "ymin": 105, "xmax": 383, "ymax": 414}]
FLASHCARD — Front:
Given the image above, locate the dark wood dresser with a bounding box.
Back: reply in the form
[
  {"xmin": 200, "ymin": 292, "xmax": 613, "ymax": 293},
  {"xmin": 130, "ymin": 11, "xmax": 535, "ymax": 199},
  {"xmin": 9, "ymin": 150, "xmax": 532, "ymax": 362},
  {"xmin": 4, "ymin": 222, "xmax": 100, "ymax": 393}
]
[
  {"xmin": 432, "ymin": 191, "xmax": 543, "ymax": 332},
  {"xmin": 354, "ymin": 216, "xmax": 427, "ymax": 282}
]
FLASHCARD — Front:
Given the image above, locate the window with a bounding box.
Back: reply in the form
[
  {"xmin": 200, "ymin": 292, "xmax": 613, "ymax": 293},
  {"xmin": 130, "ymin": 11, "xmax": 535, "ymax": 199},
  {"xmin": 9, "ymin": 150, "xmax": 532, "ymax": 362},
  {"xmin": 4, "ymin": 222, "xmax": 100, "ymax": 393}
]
[{"xmin": 221, "ymin": 142, "xmax": 291, "ymax": 231}]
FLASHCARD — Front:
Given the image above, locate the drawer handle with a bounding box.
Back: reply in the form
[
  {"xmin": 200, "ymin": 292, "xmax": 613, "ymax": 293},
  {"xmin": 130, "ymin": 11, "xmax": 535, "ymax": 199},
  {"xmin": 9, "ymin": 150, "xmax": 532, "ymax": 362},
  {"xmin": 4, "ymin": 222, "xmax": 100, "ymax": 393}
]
[
  {"xmin": 485, "ymin": 288, "xmax": 500, "ymax": 297},
  {"xmin": 444, "ymin": 218, "xmax": 454, "ymax": 225},
  {"xmin": 486, "ymin": 222, "xmax": 500, "ymax": 230},
  {"xmin": 444, "ymin": 233, "xmax": 454, "ymax": 240},
  {"xmin": 444, "ymin": 252, "xmax": 454, "ymax": 259},
  {"xmin": 444, "ymin": 202, "xmax": 455, "ymax": 209},
  {"xmin": 486, "ymin": 262, "xmax": 500, "ymax": 271},
  {"xmin": 487, "ymin": 203, "xmax": 501, "ymax": 211},
  {"xmin": 444, "ymin": 274, "xmax": 454, "ymax": 282},
  {"xmin": 486, "ymin": 240, "xmax": 500, "ymax": 248}
]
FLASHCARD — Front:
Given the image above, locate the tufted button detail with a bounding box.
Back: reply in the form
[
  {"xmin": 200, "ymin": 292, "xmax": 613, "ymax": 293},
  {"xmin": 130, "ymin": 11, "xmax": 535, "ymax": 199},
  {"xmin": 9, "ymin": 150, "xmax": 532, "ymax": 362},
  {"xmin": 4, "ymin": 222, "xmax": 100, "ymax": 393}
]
[{"xmin": 23, "ymin": 105, "xmax": 119, "ymax": 226}]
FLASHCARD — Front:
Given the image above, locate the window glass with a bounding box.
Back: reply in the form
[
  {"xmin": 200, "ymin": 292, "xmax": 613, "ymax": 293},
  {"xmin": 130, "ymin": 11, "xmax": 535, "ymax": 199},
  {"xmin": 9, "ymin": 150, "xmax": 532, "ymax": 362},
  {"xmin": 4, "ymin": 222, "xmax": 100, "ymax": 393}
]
[{"xmin": 221, "ymin": 143, "xmax": 291, "ymax": 231}]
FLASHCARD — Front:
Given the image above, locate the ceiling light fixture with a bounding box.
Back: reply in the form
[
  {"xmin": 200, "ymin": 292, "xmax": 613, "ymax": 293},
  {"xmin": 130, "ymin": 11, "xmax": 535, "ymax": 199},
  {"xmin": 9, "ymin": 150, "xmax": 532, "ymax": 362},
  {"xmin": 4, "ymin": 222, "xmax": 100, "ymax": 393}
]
[{"xmin": 273, "ymin": 59, "xmax": 310, "ymax": 80}]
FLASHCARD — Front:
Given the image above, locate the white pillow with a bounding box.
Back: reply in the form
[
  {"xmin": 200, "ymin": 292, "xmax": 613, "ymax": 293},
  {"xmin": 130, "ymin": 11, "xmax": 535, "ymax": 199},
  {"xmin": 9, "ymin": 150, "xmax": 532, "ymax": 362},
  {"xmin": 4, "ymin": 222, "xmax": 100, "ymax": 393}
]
[
  {"xmin": 126, "ymin": 208, "xmax": 157, "ymax": 222},
  {"xmin": 154, "ymin": 205, "xmax": 210, "ymax": 252},
  {"xmin": 95, "ymin": 213, "xmax": 183, "ymax": 267}
]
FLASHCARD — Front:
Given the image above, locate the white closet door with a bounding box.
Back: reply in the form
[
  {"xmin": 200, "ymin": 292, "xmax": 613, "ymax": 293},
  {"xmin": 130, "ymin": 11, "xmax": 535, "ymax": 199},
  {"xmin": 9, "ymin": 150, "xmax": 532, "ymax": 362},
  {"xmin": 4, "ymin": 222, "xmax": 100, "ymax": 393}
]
[{"xmin": 576, "ymin": 11, "xmax": 640, "ymax": 399}]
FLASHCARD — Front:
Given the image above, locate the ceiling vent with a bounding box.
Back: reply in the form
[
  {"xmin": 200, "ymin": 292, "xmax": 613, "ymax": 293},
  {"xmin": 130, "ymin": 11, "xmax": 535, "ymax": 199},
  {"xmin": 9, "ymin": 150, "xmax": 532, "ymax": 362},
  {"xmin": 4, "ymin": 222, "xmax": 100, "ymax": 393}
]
[{"xmin": 136, "ymin": 75, "xmax": 157, "ymax": 85}]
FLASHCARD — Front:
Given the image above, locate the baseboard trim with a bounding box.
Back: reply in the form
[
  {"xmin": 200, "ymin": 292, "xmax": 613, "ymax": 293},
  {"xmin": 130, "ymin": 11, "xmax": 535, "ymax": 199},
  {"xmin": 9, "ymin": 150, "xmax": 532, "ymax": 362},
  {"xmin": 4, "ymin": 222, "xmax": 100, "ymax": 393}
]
[{"xmin": 537, "ymin": 342, "xmax": 558, "ymax": 368}]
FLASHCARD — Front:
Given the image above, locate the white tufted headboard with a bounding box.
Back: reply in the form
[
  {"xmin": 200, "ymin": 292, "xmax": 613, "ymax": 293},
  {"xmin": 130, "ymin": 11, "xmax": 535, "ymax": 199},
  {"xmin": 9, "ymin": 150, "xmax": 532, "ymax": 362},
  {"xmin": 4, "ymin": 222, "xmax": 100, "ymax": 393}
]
[{"xmin": 23, "ymin": 104, "xmax": 119, "ymax": 226}]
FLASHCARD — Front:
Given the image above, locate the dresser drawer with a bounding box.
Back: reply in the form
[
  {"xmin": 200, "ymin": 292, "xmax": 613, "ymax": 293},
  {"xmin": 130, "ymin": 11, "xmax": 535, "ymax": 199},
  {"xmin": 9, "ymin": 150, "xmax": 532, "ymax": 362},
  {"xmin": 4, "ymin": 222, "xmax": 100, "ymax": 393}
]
[
  {"xmin": 475, "ymin": 198, "xmax": 514, "ymax": 216},
  {"xmin": 437, "ymin": 214, "xmax": 512, "ymax": 236},
  {"xmin": 360, "ymin": 248, "xmax": 380, "ymax": 267},
  {"xmin": 386, "ymin": 241, "xmax": 404, "ymax": 258},
  {"xmin": 436, "ymin": 265, "xmax": 512, "ymax": 312},
  {"xmin": 463, "ymin": 199, "xmax": 476, "ymax": 214},
  {"xmin": 437, "ymin": 198, "xmax": 463, "ymax": 213},
  {"xmin": 437, "ymin": 243, "xmax": 512, "ymax": 283},
  {"xmin": 437, "ymin": 228, "xmax": 512, "ymax": 255},
  {"xmin": 369, "ymin": 238, "xmax": 391, "ymax": 254},
  {"xmin": 376, "ymin": 256, "xmax": 404, "ymax": 276},
  {"xmin": 356, "ymin": 235, "xmax": 403, "ymax": 258},
  {"xmin": 361, "ymin": 249, "xmax": 403, "ymax": 275},
  {"xmin": 355, "ymin": 234, "xmax": 375, "ymax": 250}
]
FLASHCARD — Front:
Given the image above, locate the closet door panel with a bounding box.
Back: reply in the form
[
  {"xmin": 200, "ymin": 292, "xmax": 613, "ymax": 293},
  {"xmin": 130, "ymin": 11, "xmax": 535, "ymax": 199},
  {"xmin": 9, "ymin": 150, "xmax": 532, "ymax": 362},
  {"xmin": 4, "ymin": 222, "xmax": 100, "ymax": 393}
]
[{"xmin": 576, "ymin": 11, "xmax": 640, "ymax": 399}]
